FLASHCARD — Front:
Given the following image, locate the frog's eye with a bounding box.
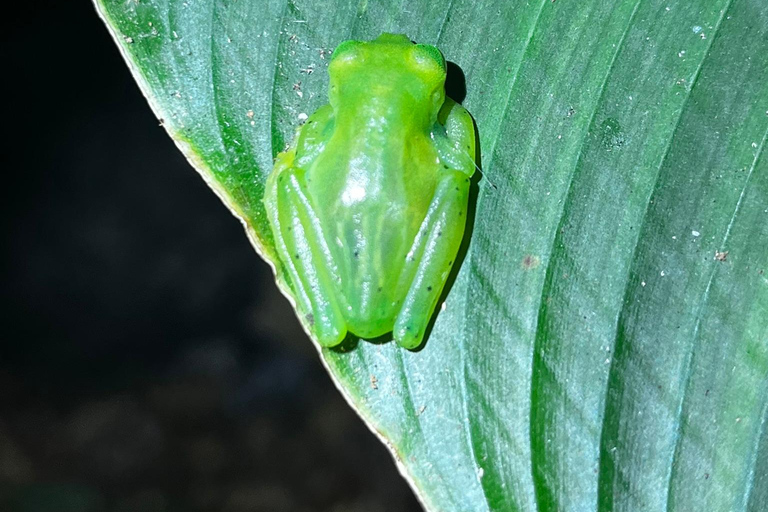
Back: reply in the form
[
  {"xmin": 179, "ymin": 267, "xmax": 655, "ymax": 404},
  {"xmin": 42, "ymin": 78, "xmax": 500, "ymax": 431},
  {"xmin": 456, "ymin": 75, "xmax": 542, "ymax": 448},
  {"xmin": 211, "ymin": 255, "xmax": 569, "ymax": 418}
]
[
  {"xmin": 410, "ymin": 44, "xmax": 447, "ymax": 75},
  {"xmin": 330, "ymin": 40, "xmax": 363, "ymax": 66}
]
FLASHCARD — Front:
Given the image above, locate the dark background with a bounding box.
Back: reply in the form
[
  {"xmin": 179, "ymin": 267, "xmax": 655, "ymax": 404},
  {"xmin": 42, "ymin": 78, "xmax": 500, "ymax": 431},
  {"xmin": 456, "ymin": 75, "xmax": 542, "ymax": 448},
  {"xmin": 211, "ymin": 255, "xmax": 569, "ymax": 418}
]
[{"xmin": 1, "ymin": 2, "xmax": 421, "ymax": 511}]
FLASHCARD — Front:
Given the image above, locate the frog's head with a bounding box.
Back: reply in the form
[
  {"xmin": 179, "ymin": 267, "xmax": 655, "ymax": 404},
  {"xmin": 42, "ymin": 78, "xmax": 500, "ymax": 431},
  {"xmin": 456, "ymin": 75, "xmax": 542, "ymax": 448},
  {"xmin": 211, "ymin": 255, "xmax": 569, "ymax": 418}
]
[{"xmin": 328, "ymin": 34, "xmax": 447, "ymax": 126}]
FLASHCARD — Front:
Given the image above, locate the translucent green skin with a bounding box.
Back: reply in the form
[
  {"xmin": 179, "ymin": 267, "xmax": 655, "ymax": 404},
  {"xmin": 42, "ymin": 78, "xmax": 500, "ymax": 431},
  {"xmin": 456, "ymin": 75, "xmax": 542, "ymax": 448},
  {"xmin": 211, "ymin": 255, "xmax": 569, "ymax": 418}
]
[{"xmin": 265, "ymin": 33, "xmax": 476, "ymax": 349}]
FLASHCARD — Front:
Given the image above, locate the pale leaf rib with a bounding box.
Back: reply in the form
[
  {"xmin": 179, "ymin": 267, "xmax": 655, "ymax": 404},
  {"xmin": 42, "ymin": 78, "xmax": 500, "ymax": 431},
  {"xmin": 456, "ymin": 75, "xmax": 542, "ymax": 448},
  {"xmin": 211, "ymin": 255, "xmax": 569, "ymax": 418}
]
[
  {"xmin": 458, "ymin": 3, "xmax": 550, "ymax": 509},
  {"xmin": 528, "ymin": 0, "xmax": 644, "ymax": 506},
  {"xmin": 596, "ymin": 2, "xmax": 735, "ymax": 509}
]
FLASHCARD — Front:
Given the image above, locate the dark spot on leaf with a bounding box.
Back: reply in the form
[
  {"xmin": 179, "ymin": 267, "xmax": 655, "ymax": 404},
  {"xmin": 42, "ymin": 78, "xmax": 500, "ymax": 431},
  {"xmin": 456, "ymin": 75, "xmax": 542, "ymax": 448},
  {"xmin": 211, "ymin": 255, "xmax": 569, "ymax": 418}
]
[
  {"xmin": 305, "ymin": 313, "xmax": 314, "ymax": 326},
  {"xmin": 294, "ymin": 253, "xmax": 300, "ymax": 259},
  {"xmin": 354, "ymin": 251, "xmax": 359, "ymax": 258},
  {"xmin": 427, "ymin": 286, "xmax": 433, "ymax": 292},
  {"xmin": 522, "ymin": 254, "xmax": 541, "ymax": 270}
]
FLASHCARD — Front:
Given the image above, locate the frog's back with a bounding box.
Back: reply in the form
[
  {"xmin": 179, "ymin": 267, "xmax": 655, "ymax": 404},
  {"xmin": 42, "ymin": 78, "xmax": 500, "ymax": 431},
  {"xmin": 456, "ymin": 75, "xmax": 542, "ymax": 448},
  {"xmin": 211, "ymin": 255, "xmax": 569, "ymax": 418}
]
[{"xmin": 309, "ymin": 130, "xmax": 439, "ymax": 338}]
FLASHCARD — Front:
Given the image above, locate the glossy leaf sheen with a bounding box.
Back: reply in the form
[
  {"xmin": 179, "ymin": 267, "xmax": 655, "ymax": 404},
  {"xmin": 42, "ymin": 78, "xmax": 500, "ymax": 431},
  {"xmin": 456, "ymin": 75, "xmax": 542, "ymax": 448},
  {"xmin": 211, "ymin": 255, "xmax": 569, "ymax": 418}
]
[{"xmin": 94, "ymin": 0, "xmax": 768, "ymax": 510}]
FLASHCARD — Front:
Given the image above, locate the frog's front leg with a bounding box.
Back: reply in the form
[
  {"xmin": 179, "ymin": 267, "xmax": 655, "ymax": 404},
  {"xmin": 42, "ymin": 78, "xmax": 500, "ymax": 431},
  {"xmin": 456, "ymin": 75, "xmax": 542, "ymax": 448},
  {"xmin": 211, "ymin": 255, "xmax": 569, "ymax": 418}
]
[
  {"xmin": 266, "ymin": 166, "xmax": 347, "ymax": 347},
  {"xmin": 394, "ymin": 170, "xmax": 471, "ymax": 349}
]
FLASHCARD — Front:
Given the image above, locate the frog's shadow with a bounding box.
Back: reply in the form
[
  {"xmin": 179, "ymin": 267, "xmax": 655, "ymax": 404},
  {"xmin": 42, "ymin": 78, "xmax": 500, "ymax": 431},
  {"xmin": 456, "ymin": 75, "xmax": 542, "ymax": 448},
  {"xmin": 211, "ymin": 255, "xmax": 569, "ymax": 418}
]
[
  {"xmin": 445, "ymin": 61, "xmax": 467, "ymax": 104},
  {"xmin": 330, "ymin": 62, "xmax": 481, "ymax": 354}
]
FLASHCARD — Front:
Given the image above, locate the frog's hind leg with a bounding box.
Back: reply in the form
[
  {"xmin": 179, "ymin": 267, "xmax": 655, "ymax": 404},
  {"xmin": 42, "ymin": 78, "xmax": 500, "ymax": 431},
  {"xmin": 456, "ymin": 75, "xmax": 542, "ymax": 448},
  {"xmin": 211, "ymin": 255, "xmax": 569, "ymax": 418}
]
[
  {"xmin": 266, "ymin": 167, "xmax": 347, "ymax": 347},
  {"xmin": 394, "ymin": 170, "xmax": 471, "ymax": 349}
]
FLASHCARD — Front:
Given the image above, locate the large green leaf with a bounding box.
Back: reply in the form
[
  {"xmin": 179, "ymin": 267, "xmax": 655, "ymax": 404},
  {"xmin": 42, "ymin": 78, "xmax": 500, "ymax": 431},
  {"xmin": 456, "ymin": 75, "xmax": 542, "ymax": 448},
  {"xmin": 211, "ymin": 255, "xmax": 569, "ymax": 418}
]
[{"xmin": 93, "ymin": 0, "xmax": 768, "ymax": 510}]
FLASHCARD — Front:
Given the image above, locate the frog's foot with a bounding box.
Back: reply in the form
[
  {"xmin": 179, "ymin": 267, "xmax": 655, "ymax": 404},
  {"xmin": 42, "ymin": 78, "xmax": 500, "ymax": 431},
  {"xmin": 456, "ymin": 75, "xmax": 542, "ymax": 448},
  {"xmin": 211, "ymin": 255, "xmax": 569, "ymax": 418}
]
[
  {"xmin": 434, "ymin": 97, "xmax": 477, "ymax": 175},
  {"xmin": 266, "ymin": 167, "xmax": 347, "ymax": 347},
  {"xmin": 393, "ymin": 170, "xmax": 471, "ymax": 349}
]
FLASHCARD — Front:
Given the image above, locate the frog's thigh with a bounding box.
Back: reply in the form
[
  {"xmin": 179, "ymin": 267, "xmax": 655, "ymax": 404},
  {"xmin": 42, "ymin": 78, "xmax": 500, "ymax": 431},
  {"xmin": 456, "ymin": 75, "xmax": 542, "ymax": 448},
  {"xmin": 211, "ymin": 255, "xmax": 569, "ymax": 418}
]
[
  {"xmin": 269, "ymin": 168, "xmax": 347, "ymax": 347},
  {"xmin": 394, "ymin": 170, "xmax": 470, "ymax": 349}
]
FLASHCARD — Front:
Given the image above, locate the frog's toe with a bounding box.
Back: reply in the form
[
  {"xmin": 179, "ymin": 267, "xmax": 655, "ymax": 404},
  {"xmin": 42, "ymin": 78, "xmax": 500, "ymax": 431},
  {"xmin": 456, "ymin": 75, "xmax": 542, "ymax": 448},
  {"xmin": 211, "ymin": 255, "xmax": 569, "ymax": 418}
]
[
  {"xmin": 393, "ymin": 323, "xmax": 425, "ymax": 350},
  {"xmin": 313, "ymin": 316, "xmax": 347, "ymax": 348}
]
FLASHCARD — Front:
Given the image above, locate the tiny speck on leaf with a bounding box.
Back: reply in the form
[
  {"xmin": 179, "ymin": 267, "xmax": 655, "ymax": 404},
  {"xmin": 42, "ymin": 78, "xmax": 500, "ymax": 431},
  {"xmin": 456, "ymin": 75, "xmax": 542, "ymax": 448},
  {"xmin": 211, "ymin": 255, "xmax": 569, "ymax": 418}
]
[
  {"xmin": 522, "ymin": 254, "xmax": 541, "ymax": 270},
  {"xmin": 714, "ymin": 250, "xmax": 728, "ymax": 262}
]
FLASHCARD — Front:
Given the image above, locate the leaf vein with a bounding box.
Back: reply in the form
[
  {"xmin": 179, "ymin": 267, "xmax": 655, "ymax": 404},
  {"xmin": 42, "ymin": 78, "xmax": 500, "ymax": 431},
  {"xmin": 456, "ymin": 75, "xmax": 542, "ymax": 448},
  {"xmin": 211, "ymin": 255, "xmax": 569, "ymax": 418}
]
[
  {"xmin": 268, "ymin": 0, "xmax": 290, "ymax": 158},
  {"xmin": 527, "ymin": 0, "xmax": 645, "ymax": 507},
  {"xmin": 744, "ymin": 384, "xmax": 768, "ymax": 511},
  {"xmin": 482, "ymin": 0, "xmax": 549, "ymax": 172},
  {"xmin": 434, "ymin": 0, "xmax": 455, "ymax": 45},
  {"xmin": 593, "ymin": 2, "xmax": 736, "ymax": 509},
  {"xmin": 666, "ymin": 120, "xmax": 768, "ymax": 512},
  {"xmin": 457, "ymin": 3, "xmax": 558, "ymax": 509}
]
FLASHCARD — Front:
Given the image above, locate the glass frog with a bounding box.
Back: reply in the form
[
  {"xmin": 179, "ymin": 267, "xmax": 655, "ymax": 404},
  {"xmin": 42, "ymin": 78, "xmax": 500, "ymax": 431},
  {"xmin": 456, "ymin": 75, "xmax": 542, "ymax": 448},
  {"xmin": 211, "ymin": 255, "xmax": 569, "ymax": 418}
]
[{"xmin": 265, "ymin": 33, "xmax": 476, "ymax": 349}]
